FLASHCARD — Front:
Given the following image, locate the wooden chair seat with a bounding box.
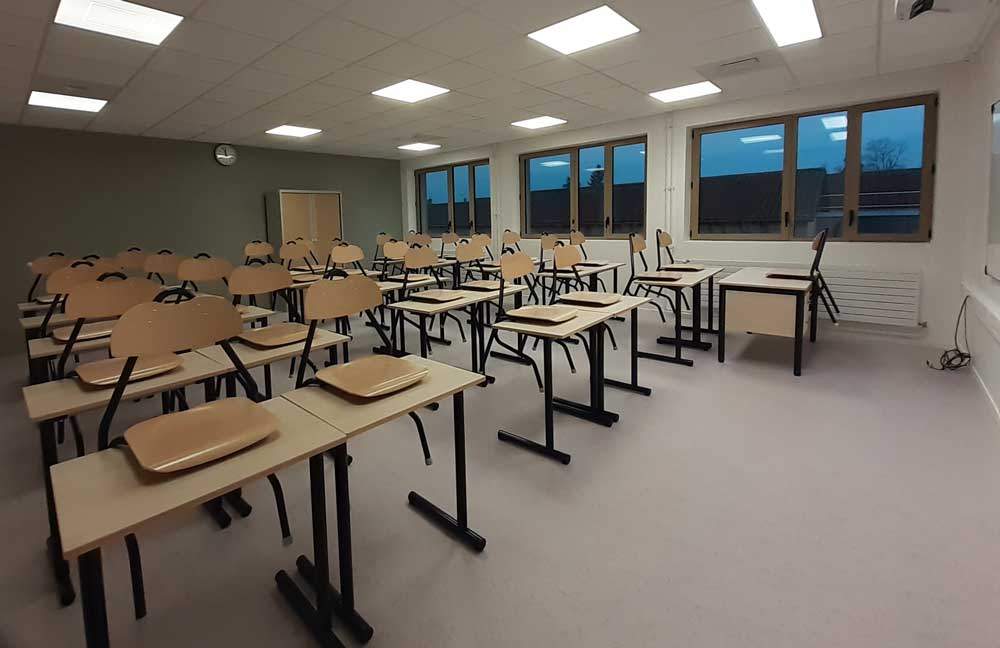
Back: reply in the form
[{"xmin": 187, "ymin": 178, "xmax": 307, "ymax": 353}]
[
  {"xmin": 238, "ymin": 322, "xmax": 310, "ymax": 348},
  {"xmin": 635, "ymin": 271, "xmax": 684, "ymax": 283},
  {"xmin": 463, "ymin": 279, "xmax": 502, "ymax": 291},
  {"xmin": 507, "ymin": 305, "xmax": 578, "ymax": 324},
  {"xmin": 36, "ymin": 294, "xmax": 58, "ymax": 304},
  {"xmin": 558, "ymin": 291, "xmax": 622, "ymax": 306},
  {"xmin": 75, "ymin": 353, "xmax": 183, "ymax": 387},
  {"xmin": 52, "ymin": 320, "xmax": 115, "ymax": 342},
  {"xmin": 410, "ymin": 289, "xmax": 466, "ymax": 303},
  {"xmin": 124, "ymin": 397, "xmax": 278, "ymax": 473},
  {"xmin": 293, "ymin": 273, "xmax": 324, "ymax": 283},
  {"xmin": 315, "ymin": 355, "xmax": 428, "ymax": 398}
]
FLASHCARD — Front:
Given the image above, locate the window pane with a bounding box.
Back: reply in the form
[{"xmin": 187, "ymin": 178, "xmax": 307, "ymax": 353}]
[
  {"xmin": 420, "ymin": 170, "xmax": 449, "ymax": 236},
  {"xmin": 794, "ymin": 111, "xmax": 846, "ymax": 239},
  {"xmin": 474, "ymin": 164, "xmax": 491, "ymax": 234},
  {"xmin": 525, "ymin": 153, "xmax": 571, "ymax": 234},
  {"xmin": 857, "ymin": 105, "xmax": 925, "ymax": 235},
  {"xmin": 698, "ymin": 124, "xmax": 785, "ymax": 235},
  {"xmin": 612, "ymin": 142, "xmax": 645, "ymax": 234},
  {"xmin": 578, "ymin": 146, "xmax": 605, "ymax": 236},
  {"xmin": 453, "ymin": 165, "xmax": 471, "ymax": 236}
]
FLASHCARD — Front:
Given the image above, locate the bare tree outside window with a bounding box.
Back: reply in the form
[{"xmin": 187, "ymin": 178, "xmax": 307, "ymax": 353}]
[{"xmin": 862, "ymin": 138, "xmax": 907, "ymax": 171}]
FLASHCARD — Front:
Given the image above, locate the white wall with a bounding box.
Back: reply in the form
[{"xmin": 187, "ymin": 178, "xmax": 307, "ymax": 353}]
[{"xmin": 400, "ymin": 63, "xmax": 979, "ymax": 347}]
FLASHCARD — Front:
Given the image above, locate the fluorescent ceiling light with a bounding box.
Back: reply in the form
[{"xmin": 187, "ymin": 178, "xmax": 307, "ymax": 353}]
[
  {"xmin": 763, "ymin": 148, "xmax": 784, "ymax": 155},
  {"xmin": 266, "ymin": 125, "xmax": 321, "ymax": 138},
  {"xmin": 372, "ymin": 79, "xmax": 449, "ymax": 103},
  {"xmin": 55, "ymin": 0, "xmax": 183, "ymax": 45},
  {"xmin": 649, "ymin": 81, "xmax": 721, "ymax": 104},
  {"xmin": 821, "ymin": 115, "xmax": 847, "ymax": 130},
  {"xmin": 527, "ymin": 5, "xmax": 639, "ymax": 55},
  {"xmin": 28, "ymin": 90, "xmax": 106, "ymax": 113},
  {"xmin": 740, "ymin": 134, "xmax": 782, "ymax": 144},
  {"xmin": 584, "ymin": 167, "xmax": 604, "ymax": 172},
  {"xmin": 398, "ymin": 142, "xmax": 441, "ymax": 151},
  {"xmin": 751, "ymin": 0, "xmax": 822, "ymax": 47},
  {"xmin": 540, "ymin": 160, "xmax": 570, "ymax": 167},
  {"xmin": 829, "ymin": 131, "xmax": 847, "ymax": 142},
  {"xmin": 511, "ymin": 116, "xmax": 567, "ymax": 130}
]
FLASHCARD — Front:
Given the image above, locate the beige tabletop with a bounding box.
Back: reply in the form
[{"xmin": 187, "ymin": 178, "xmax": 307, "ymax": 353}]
[
  {"xmin": 287, "ymin": 276, "xmax": 438, "ymax": 293},
  {"xmin": 492, "ymin": 308, "xmax": 610, "ymax": 340},
  {"xmin": 551, "ymin": 262, "xmax": 625, "ymax": 278},
  {"xmin": 718, "ymin": 267, "xmax": 812, "ymax": 292},
  {"xmin": 635, "ymin": 266, "xmax": 724, "ymax": 289},
  {"xmin": 195, "ymin": 328, "xmax": 349, "ymax": 369},
  {"xmin": 23, "ymin": 351, "xmax": 229, "ymax": 422},
  {"xmin": 52, "ymin": 397, "xmax": 346, "ymax": 559},
  {"xmin": 386, "ymin": 284, "xmax": 528, "ymax": 316},
  {"xmin": 17, "ymin": 301, "xmax": 53, "ymax": 314},
  {"xmin": 283, "ymin": 356, "xmax": 484, "ymax": 438},
  {"xmin": 555, "ymin": 294, "xmax": 651, "ymax": 317}
]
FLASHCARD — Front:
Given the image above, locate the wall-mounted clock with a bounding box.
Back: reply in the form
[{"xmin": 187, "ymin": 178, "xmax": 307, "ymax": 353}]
[{"xmin": 214, "ymin": 143, "xmax": 237, "ymax": 167}]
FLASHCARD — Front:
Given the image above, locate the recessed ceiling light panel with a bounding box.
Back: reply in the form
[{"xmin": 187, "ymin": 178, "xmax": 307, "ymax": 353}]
[
  {"xmin": 740, "ymin": 134, "xmax": 782, "ymax": 144},
  {"xmin": 373, "ymin": 79, "xmax": 449, "ymax": 103},
  {"xmin": 751, "ymin": 0, "xmax": 822, "ymax": 47},
  {"xmin": 540, "ymin": 161, "xmax": 570, "ymax": 167},
  {"xmin": 821, "ymin": 115, "xmax": 848, "ymax": 130},
  {"xmin": 28, "ymin": 90, "xmax": 107, "ymax": 113},
  {"xmin": 829, "ymin": 131, "xmax": 847, "ymax": 142},
  {"xmin": 55, "ymin": 0, "xmax": 183, "ymax": 45},
  {"xmin": 266, "ymin": 125, "xmax": 321, "ymax": 138},
  {"xmin": 649, "ymin": 81, "xmax": 721, "ymax": 104},
  {"xmin": 511, "ymin": 116, "xmax": 567, "ymax": 130},
  {"xmin": 528, "ymin": 5, "xmax": 639, "ymax": 55},
  {"xmin": 398, "ymin": 143, "xmax": 441, "ymax": 151}
]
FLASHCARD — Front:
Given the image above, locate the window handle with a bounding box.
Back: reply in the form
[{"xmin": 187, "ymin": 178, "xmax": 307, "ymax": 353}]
[
  {"xmin": 605, "ymin": 216, "xmax": 610, "ymax": 228},
  {"xmin": 848, "ymin": 209, "xmax": 855, "ymax": 227},
  {"xmin": 783, "ymin": 211, "xmax": 789, "ymax": 228}
]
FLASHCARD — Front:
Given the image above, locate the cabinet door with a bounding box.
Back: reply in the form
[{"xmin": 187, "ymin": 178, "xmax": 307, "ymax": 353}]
[
  {"xmin": 312, "ymin": 193, "xmax": 342, "ymax": 262},
  {"xmin": 280, "ymin": 192, "xmax": 312, "ymax": 243}
]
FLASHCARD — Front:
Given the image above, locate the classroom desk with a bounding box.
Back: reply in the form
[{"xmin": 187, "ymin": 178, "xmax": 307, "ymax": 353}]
[
  {"xmin": 285, "ymin": 275, "xmax": 438, "ymax": 323},
  {"xmin": 281, "ymin": 357, "xmax": 487, "ymax": 641},
  {"xmin": 545, "ymin": 262, "xmax": 625, "ymax": 294},
  {"xmin": 17, "ymin": 300, "xmax": 53, "ymax": 315},
  {"xmin": 634, "ymin": 266, "xmax": 724, "ymax": 368},
  {"xmin": 53, "ymin": 398, "xmax": 351, "ymax": 648},
  {"xmin": 491, "ymin": 308, "xmax": 618, "ymax": 464},
  {"xmin": 717, "ymin": 267, "xmax": 816, "ymax": 376}
]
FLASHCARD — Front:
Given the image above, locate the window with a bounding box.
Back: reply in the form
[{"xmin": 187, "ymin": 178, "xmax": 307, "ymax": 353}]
[
  {"xmin": 691, "ymin": 95, "xmax": 936, "ymax": 241},
  {"xmin": 415, "ymin": 160, "xmax": 491, "ymax": 236},
  {"xmin": 520, "ymin": 136, "xmax": 646, "ymax": 238}
]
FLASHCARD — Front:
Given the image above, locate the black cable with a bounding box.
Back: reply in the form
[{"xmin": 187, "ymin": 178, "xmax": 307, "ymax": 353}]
[{"xmin": 927, "ymin": 295, "xmax": 972, "ymax": 371}]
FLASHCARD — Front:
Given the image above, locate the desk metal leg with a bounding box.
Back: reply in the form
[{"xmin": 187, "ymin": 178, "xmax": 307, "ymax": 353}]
[
  {"xmin": 680, "ymin": 276, "xmax": 720, "ymax": 337},
  {"xmin": 79, "ymin": 549, "xmax": 109, "ymax": 648},
  {"xmin": 40, "ymin": 421, "xmax": 75, "ymax": 606},
  {"xmin": 718, "ymin": 288, "xmax": 727, "ymax": 363},
  {"xmin": 809, "ymin": 281, "xmax": 818, "ymax": 343},
  {"xmin": 589, "ymin": 273, "xmax": 598, "ymax": 291},
  {"xmin": 419, "ymin": 314, "xmax": 429, "ymax": 358},
  {"xmin": 606, "ymin": 308, "xmax": 652, "ymax": 396},
  {"xmin": 640, "ymin": 288, "xmax": 695, "ymax": 367},
  {"xmin": 794, "ymin": 293, "xmax": 804, "ymax": 377},
  {"xmin": 409, "ymin": 392, "xmax": 487, "ymax": 551},
  {"xmin": 656, "ymin": 284, "xmax": 711, "ymax": 354},
  {"xmin": 553, "ymin": 326, "xmax": 619, "ymax": 426},
  {"xmin": 498, "ymin": 339, "xmax": 572, "ymax": 464}
]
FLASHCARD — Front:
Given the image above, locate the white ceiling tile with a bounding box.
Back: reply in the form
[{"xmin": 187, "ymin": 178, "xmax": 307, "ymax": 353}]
[
  {"xmin": 408, "ymin": 10, "xmax": 518, "ymax": 58},
  {"xmin": 496, "ymin": 87, "xmax": 564, "ymax": 108},
  {"xmin": 0, "ymin": 11, "xmax": 45, "ymax": 50},
  {"xmin": 715, "ymin": 66, "xmax": 796, "ymax": 99},
  {"xmin": 462, "ymin": 77, "xmax": 532, "ymax": 99},
  {"xmin": 294, "ymin": 0, "xmax": 348, "ymax": 11},
  {"xmin": 318, "ymin": 64, "xmax": 402, "ymax": 93},
  {"xmin": 602, "ymin": 59, "xmax": 699, "ymax": 93},
  {"xmin": 0, "ymin": 43, "xmax": 36, "ymax": 73},
  {"xmin": 170, "ymin": 98, "xmax": 248, "ymax": 125},
  {"xmin": 360, "ymin": 42, "xmax": 452, "ymax": 78},
  {"xmin": 463, "ymin": 38, "xmax": 559, "ymax": 74},
  {"xmin": 258, "ymin": 92, "xmax": 331, "ymax": 119},
  {"xmin": 138, "ymin": 0, "xmax": 204, "ymax": 14},
  {"xmin": 0, "ymin": 62, "xmax": 31, "ymax": 97},
  {"xmin": 545, "ymin": 71, "xmax": 621, "ymax": 97},
  {"xmin": 566, "ymin": 31, "xmax": 654, "ymax": 71},
  {"xmin": 198, "ymin": 108, "xmax": 289, "ymax": 141},
  {"xmin": 684, "ymin": 28, "xmax": 774, "ymax": 69},
  {"xmin": 37, "ymin": 52, "xmax": 139, "ymax": 87},
  {"xmin": 528, "ymin": 96, "xmax": 599, "ymax": 117},
  {"xmin": 202, "ymin": 82, "xmax": 284, "ymax": 106},
  {"xmin": 253, "ymin": 45, "xmax": 348, "ymax": 81},
  {"xmin": 514, "ymin": 57, "xmax": 592, "ymax": 87},
  {"xmin": 88, "ymin": 93, "xmax": 188, "ymax": 134},
  {"xmin": 0, "ymin": 99, "xmax": 21, "ymax": 123},
  {"xmin": 473, "ymin": 0, "xmax": 606, "ymax": 34},
  {"xmin": 419, "ymin": 90, "xmax": 486, "ymax": 111},
  {"xmin": 788, "ymin": 47, "xmax": 876, "ymax": 86},
  {"xmin": 194, "ymin": 0, "xmax": 324, "ymax": 41},
  {"xmin": 780, "ymin": 27, "xmax": 876, "ymax": 65},
  {"xmin": 573, "ymin": 84, "xmax": 652, "ymax": 110},
  {"xmin": 227, "ymin": 67, "xmax": 308, "ymax": 94},
  {"xmin": 164, "ymin": 19, "xmax": 278, "ymax": 64},
  {"xmin": 880, "ymin": 44, "xmax": 969, "ymax": 75},
  {"xmin": 686, "ymin": 2, "xmax": 763, "ymax": 43},
  {"xmin": 20, "ymin": 105, "xmax": 94, "ymax": 129},
  {"xmin": 126, "ymin": 69, "xmax": 215, "ymax": 100},
  {"xmin": 145, "ymin": 119, "xmax": 214, "ymax": 140},
  {"xmin": 820, "ymin": 0, "xmax": 878, "ymax": 35},
  {"xmin": 335, "ymin": 0, "xmax": 462, "ymax": 38},
  {"xmin": 290, "ymin": 16, "xmax": 397, "ymax": 61},
  {"xmin": 0, "ymin": 0, "xmax": 57, "ymax": 20},
  {"xmin": 146, "ymin": 48, "xmax": 242, "ymax": 84},
  {"xmin": 416, "ymin": 61, "xmax": 493, "ymax": 89},
  {"xmin": 44, "ymin": 24, "xmax": 156, "ymax": 67},
  {"xmin": 283, "ymin": 82, "xmax": 361, "ymax": 106}
]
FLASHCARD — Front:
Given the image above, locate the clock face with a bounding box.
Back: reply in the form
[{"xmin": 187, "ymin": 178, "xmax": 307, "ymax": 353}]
[{"xmin": 214, "ymin": 144, "xmax": 237, "ymax": 167}]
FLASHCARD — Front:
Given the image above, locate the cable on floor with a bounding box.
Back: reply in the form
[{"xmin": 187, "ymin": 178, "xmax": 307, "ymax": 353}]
[{"xmin": 927, "ymin": 295, "xmax": 971, "ymax": 371}]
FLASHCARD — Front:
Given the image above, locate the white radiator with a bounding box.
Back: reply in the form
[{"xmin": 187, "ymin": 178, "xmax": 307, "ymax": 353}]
[{"xmin": 689, "ymin": 261, "xmax": 922, "ymax": 328}]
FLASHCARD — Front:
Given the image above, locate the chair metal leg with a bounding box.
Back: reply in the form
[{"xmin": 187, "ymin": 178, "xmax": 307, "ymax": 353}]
[
  {"xmin": 267, "ymin": 474, "xmax": 293, "ymax": 545},
  {"xmin": 408, "ymin": 412, "xmax": 433, "ymax": 466},
  {"xmin": 124, "ymin": 533, "xmax": 146, "ymax": 619},
  {"xmin": 555, "ymin": 339, "xmax": 576, "ymax": 374},
  {"xmin": 69, "ymin": 416, "xmax": 85, "ymax": 457}
]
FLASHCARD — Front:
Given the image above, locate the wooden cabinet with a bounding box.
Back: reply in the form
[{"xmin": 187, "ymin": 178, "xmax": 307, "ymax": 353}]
[{"xmin": 265, "ymin": 190, "xmax": 343, "ymax": 263}]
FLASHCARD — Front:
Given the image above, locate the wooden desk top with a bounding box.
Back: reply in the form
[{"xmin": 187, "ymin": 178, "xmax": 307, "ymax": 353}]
[
  {"xmin": 283, "ymin": 356, "xmax": 484, "ymax": 438},
  {"xmin": 719, "ymin": 267, "xmax": 812, "ymax": 292},
  {"xmin": 553, "ymin": 262, "xmax": 625, "ymax": 278},
  {"xmin": 634, "ymin": 266, "xmax": 724, "ymax": 289},
  {"xmin": 23, "ymin": 351, "xmax": 229, "ymax": 423},
  {"xmin": 287, "ymin": 276, "xmax": 437, "ymax": 293},
  {"xmin": 492, "ymin": 308, "xmax": 609, "ymax": 340},
  {"xmin": 556, "ymin": 294, "xmax": 651, "ymax": 317},
  {"xmin": 17, "ymin": 301, "xmax": 52, "ymax": 314},
  {"xmin": 195, "ymin": 328, "xmax": 349, "ymax": 369},
  {"xmin": 52, "ymin": 397, "xmax": 345, "ymax": 559},
  {"xmin": 386, "ymin": 284, "xmax": 528, "ymax": 316}
]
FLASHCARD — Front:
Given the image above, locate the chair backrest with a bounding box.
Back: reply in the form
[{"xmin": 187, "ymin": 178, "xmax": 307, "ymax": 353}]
[
  {"xmin": 46, "ymin": 261, "xmax": 117, "ymax": 295},
  {"xmin": 441, "ymin": 232, "xmax": 460, "ymax": 245},
  {"xmin": 28, "ymin": 253, "xmax": 71, "ymax": 277},
  {"xmin": 115, "ymin": 248, "xmax": 149, "ymax": 271},
  {"xmin": 407, "ymin": 231, "xmax": 432, "ymax": 246},
  {"xmin": 554, "ymin": 244, "xmax": 583, "ymax": 270},
  {"xmin": 455, "ymin": 242, "xmax": 485, "ymax": 264},
  {"xmin": 383, "ymin": 240, "xmax": 410, "ymax": 261},
  {"xmin": 177, "ymin": 256, "xmax": 234, "ymax": 283},
  {"xmin": 629, "ymin": 233, "xmax": 647, "ymax": 253},
  {"xmin": 228, "ymin": 263, "xmax": 293, "ymax": 296},
  {"xmin": 304, "ymin": 276, "xmax": 382, "ymax": 320},
  {"xmin": 279, "ymin": 241, "xmax": 309, "ymax": 263},
  {"xmin": 244, "ymin": 241, "xmax": 273, "ymax": 258},
  {"xmin": 809, "ymin": 229, "xmax": 829, "ymax": 276},
  {"xmin": 64, "ymin": 277, "xmax": 162, "ymax": 320},
  {"xmin": 471, "ymin": 233, "xmax": 491, "ymax": 248},
  {"xmin": 540, "ymin": 234, "xmax": 559, "ymax": 251},
  {"xmin": 329, "ymin": 243, "xmax": 364, "ymax": 265},
  {"xmin": 502, "ymin": 230, "xmax": 521, "ymax": 246},
  {"xmin": 110, "ymin": 295, "xmax": 243, "ymax": 357},
  {"xmin": 500, "ymin": 251, "xmax": 535, "ymax": 282},
  {"xmin": 404, "ymin": 245, "xmax": 438, "ymax": 270},
  {"xmin": 569, "ymin": 230, "xmax": 586, "ymax": 246},
  {"xmin": 376, "ymin": 233, "xmax": 389, "ymax": 246},
  {"xmin": 657, "ymin": 231, "xmax": 673, "ymax": 248},
  {"xmin": 144, "ymin": 251, "xmax": 184, "ymax": 277}
]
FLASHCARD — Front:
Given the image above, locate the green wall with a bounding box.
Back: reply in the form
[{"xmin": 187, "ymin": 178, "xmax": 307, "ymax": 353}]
[{"xmin": 0, "ymin": 124, "xmax": 403, "ymax": 353}]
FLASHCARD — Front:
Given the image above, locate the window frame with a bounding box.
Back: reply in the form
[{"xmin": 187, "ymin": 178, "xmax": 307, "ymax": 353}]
[
  {"xmin": 415, "ymin": 158, "xmax": 491, "ymax": 236},
  {"xmin": 519, "ymin": 135, "xmax": 647, "ymax": 240},
  {"xmin": 690, "ymin": 94, "xmax": 937, "ymax": 242}
]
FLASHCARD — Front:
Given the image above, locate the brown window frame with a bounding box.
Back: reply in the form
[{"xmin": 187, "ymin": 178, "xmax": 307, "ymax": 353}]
[
  {"xmin": 690, "ymin": 94, "xmax": 938, "ymax": 242},
  {"xmin": 519, "ymin": 135, "xmax": 647, "ymax": 240},
  {"xmin": 415, "ymin": 159, "xmax": 491, "ymax": 236}
]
